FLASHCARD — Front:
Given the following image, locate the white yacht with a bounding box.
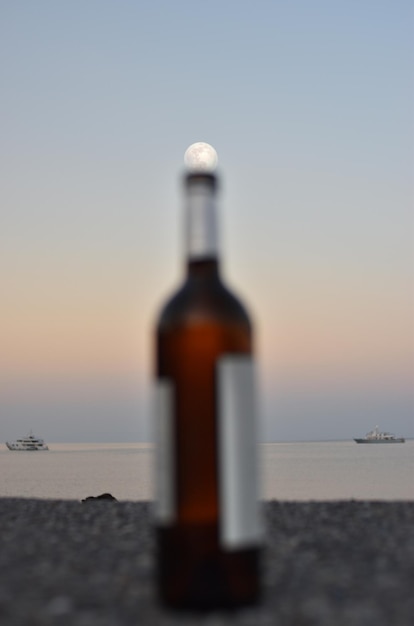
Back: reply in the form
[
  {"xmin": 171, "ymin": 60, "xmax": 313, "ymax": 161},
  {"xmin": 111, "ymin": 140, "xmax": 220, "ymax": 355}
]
[
  {"xmin": 6, "ymin": 432, "xmax": 49, "ymax": 451},
  {"xmin": 354, "ymin": 425, "xmax": 405, "ymax": 444}
]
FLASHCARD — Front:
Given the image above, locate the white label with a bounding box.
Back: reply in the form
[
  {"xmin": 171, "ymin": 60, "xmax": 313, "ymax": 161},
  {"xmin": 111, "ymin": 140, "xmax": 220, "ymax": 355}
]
[
  {"xmin": 185, "ymin": 184, "xmax": 219, "ymax": 259},
  {"xmin": 217, "ymin": 356, "xmax": 261, "ymax": 549},
  {"xmin": 154, "ymin": 380, "xmax": 175, "ymax": 524}
]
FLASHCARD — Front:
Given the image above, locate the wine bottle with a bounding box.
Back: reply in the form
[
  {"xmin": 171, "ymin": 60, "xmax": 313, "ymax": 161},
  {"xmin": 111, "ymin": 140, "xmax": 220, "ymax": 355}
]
[{"xmin": 154, "ymin": 143, "xmax": 261, "ymax": 610}]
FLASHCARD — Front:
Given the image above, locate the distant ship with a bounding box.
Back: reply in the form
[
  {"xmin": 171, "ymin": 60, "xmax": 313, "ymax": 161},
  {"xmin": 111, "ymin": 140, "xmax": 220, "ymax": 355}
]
[
  {"xmin": 354, "ymin": 425, "xmax": 405, "ymax": 444},
  {"xmin": 6, "ymin": 432, "xmax": 49, "ymax": 451}
]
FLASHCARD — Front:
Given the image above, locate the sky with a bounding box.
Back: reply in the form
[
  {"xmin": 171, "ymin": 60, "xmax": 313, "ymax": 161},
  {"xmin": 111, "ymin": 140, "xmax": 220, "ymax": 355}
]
[{"xmin": 1, "ymin": 1, "xmax": 413, "ymax": 442}]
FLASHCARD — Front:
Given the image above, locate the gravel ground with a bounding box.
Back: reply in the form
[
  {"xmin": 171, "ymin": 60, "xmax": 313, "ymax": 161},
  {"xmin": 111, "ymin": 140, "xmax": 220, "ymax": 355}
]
[{"xmin": 0, "ymin": 498, "xmax": 413, "ymax": 625}]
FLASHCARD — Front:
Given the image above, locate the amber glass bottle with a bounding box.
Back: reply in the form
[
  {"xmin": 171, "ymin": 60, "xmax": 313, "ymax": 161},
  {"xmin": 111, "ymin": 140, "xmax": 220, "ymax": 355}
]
[{"xmin": 154, "ymin": 144, "xmax": 261, "ymax": 611}]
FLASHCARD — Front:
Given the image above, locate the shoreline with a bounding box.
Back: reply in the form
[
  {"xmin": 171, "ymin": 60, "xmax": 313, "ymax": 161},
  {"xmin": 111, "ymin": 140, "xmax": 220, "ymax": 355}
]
[{"xmin": 0, "ymin": 498, "xmax": 413, "ymax": 625}]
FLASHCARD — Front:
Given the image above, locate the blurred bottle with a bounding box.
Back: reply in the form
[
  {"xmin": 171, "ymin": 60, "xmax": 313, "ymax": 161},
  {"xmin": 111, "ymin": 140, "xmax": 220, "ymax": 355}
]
[{"xmin": 154, "ymin": 143, "xmax": 261, "ymax": 610}]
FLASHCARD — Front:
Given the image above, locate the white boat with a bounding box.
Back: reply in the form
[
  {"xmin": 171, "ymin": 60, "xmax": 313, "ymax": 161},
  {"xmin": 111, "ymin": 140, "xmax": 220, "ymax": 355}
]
[
  {"xmin": 6, "ymin": 432, "xmax": 49, "ymax": 451},
  {"xmin": 354, "ymin": 425, "xmax": 405, "ymax": 444}
]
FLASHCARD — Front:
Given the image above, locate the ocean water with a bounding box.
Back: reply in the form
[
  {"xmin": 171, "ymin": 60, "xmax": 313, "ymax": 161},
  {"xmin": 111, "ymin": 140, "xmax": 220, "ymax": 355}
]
[{"xmin": 0, "ymin": 440, "xmax": 413, "ymax": 502}]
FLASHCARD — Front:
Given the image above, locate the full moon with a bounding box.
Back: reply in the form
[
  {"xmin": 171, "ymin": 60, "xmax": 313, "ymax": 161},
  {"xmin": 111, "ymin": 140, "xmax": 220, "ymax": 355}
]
[{"xmin": 184, "ymin": 142, "xmax": 218, "ymax": 172}]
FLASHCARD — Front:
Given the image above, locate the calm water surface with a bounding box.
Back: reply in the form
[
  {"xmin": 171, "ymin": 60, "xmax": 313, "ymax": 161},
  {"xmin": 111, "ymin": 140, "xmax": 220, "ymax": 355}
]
[{"xmin": 0, "ymin": 441, "xmax": 413, "ymax": 501}]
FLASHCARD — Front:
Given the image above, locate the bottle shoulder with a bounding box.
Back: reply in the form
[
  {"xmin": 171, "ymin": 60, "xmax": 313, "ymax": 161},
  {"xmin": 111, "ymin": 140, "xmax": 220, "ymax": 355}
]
[{"xmin": 157, "ymin": 275, "xmax": 252, "ymax": 332}]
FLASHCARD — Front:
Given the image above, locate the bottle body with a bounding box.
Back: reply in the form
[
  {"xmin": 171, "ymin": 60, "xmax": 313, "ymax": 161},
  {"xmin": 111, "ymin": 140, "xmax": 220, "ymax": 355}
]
[{"xmin": 155, "ymin": 260, "xmax": 261, "ymax": 610}]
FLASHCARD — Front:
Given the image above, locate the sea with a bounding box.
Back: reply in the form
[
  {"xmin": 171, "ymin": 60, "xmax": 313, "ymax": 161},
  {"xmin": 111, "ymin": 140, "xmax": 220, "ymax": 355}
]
[{"xmin": 0, "ymin": 440, "xmax": 413, "ymax": 502}]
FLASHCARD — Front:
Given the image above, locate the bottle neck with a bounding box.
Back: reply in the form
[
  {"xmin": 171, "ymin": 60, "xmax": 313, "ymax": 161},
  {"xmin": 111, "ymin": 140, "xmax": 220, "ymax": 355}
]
[
  {"xmin": 184, "ymin": 173, "xmax": 220, "ymax": 270},
  {"xmin": 186, "ymin": 257, "xmax": 220, "ymax": 280}
]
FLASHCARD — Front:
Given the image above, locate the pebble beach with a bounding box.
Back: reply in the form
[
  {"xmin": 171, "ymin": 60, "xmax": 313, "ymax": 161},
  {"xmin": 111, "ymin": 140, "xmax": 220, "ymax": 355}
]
[{"xmin": 0, "ymin": 498, "xmax": 413, "ymax": 625}]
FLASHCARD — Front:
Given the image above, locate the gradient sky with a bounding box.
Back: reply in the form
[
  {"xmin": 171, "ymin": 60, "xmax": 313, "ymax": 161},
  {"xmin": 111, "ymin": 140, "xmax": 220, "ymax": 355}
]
[{"xmin": 1, "ymin": 1, "xmax": 413, "ymax": 442}]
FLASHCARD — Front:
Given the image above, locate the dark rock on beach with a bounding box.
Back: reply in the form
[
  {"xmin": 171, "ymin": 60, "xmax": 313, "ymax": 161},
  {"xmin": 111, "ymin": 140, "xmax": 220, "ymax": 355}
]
[
  {"xmin": 81, "ymin": 493, "xmax": 118, "ymax": 502},
  {"xmin": 0, "ymin": 498, "xmax": 413, "ymax": 625}
]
